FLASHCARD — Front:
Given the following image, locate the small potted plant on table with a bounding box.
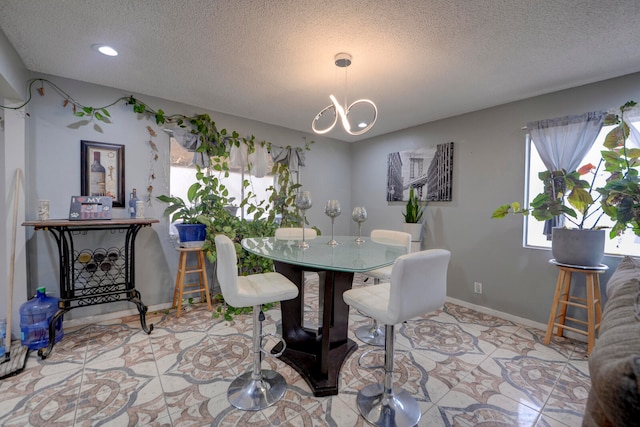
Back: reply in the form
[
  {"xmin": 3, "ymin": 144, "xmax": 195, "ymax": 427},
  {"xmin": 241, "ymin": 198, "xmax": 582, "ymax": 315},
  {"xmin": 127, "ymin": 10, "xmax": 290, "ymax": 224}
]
[{"xmin": 402, "ymin": 187, "xmax": 426, "ymax": 243}]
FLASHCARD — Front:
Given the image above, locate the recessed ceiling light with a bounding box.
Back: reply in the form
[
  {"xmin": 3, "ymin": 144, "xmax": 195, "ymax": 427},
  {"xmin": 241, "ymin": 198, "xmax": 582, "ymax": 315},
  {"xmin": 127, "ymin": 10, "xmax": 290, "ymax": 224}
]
[
  {"xmin": 358, "ymin": 122, "xmax": 368, "ymax": 128},
  {"xmin": 93, "ymin": 44, "xmax": 118, "ymax": 57}
]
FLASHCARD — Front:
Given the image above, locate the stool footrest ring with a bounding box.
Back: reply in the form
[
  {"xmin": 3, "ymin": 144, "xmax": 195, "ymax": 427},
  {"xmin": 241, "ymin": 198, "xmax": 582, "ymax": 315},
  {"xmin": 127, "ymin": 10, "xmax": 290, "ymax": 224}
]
[
  {"xmin": 358, "ymin": 347, "xmax": 392, "ymax": 370},
  {"xmin": 261, "ymin": 333, "xmax": 287, "ymax": 358}
]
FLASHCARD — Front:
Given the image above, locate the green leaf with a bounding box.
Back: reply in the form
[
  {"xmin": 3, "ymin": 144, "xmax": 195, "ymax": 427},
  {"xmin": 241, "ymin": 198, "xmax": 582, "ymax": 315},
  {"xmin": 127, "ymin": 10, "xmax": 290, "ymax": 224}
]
[
  {"xmin": 530, "ymin": 193, "xmax": 550, "ymax": 208},
  {"xmin": 626, "ymin": 148, "xmax": 640, "ymax": 159},
  {"xmin": 603, "ymin": 127, "xmax": 622, "ymax": 149},
  {"xmin": 187, "ymin": 182, "xmax": 201, "ymax": 203},
  {"xmin": 491, "ymin": 204, "xmax": 511, "ymax": 219},
  {"xmin": 567, "ymin": 186, "xmax": 593, "ymax": 214}
]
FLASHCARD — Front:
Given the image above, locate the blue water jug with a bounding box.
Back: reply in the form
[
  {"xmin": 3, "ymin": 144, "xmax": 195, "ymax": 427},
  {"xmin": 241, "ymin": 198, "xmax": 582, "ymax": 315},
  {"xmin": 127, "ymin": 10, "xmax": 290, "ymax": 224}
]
[{"xmin": 20, "ymin": 287, "xmax": 64, "ymax": 350}]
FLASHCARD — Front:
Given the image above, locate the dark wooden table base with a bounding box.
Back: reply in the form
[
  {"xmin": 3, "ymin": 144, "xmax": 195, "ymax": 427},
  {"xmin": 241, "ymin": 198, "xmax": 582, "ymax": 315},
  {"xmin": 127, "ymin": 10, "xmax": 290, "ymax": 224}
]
[{"xmin": 273, "ymin": 261, "xmax": 357, "ymax": 397}]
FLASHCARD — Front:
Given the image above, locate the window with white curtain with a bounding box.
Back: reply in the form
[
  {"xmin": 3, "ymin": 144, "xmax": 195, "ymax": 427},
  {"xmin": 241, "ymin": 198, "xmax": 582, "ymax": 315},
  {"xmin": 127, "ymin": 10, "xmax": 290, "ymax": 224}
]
[
  {"xmin": 168, "ymin": 137, "xmax": 275, "ymax": 233},
  {"xmin": 525, "ymin": 123, "xmax": 640, "ymax": 256}
]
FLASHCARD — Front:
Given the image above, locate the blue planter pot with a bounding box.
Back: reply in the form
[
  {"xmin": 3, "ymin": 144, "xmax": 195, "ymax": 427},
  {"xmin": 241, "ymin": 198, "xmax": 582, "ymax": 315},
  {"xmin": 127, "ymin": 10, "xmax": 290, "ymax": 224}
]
[{"xmin": 175, "ymin": 223, "xmax": 207, "ymax": 247}]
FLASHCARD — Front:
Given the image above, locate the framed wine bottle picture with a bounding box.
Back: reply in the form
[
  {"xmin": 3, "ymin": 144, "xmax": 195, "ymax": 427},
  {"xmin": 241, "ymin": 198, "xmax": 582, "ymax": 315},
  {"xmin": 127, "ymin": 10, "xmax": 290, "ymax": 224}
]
[{"xmin": 81, "ymin": 140, "xmax": 125, "ymax": 207}]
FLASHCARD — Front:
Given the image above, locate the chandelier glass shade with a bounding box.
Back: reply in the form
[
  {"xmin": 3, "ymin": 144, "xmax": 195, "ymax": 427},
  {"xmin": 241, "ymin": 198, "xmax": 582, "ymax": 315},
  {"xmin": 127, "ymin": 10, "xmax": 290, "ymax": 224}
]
[{"xmin": 312, "ymin": 53, "xmax": 378, "ymax": 136}]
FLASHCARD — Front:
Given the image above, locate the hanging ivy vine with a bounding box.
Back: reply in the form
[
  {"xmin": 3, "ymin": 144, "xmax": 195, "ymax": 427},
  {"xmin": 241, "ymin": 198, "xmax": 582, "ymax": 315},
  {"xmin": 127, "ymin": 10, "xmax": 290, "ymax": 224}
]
[{"xmin": 1, "ymin": 78, "xmax": 315, "ymax": 286}]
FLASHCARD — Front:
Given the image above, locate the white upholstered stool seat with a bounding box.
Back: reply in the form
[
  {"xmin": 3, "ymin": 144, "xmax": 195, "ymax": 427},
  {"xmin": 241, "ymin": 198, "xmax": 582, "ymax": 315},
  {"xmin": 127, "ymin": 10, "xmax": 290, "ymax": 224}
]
[
  {"xmin": 356, "ymin": 229, "xmax": 411, "ymax": 346},
  {"xmin": 214, "ymin": 234, "xmax": 299, "ymax": 411},
  {"xmin": 274, "ymin": 227, "xmax": 317, "ymax": 240},
  {"xmin": 344, "ymin": 249, "xmax": 450, "ymax": 427}
]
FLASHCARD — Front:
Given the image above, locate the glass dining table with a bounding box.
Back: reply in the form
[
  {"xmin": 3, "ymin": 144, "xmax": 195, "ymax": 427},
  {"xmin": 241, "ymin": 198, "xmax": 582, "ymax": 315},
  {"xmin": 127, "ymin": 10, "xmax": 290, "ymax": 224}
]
[{"xmin": 241, "ymin": 235, "xmax": 406, "ymax": 397}]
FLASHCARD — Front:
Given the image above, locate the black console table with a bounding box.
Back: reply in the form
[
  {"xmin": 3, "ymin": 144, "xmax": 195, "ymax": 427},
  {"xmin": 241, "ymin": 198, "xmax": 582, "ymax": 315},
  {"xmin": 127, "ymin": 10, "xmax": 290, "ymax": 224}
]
[{"xmin": 23, "ymin": 219, "xmax": 158, "ymax": 358}]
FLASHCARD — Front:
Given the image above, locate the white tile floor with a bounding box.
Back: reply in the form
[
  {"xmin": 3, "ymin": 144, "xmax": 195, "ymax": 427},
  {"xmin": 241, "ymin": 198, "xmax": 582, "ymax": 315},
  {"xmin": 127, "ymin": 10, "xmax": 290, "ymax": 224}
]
[{"xmin": 0, "ymin": 274, "xmax": 590, "ymax": 426}]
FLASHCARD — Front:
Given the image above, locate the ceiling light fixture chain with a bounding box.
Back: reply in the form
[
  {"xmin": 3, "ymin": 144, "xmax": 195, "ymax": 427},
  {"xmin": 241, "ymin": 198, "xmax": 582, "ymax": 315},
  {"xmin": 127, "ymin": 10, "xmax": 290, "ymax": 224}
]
[{"xmin": 312, "ymin": 52, "xmax": 377, "ymax": 137}]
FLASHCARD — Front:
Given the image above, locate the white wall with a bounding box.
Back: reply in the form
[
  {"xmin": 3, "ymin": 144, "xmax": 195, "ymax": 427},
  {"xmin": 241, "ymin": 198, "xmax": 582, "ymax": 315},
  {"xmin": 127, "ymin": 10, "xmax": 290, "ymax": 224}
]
[
  {"xmin": 351, "ymin": 72, "xmax": 640, "ymax": 323},
  {"xmin": 0, "ymin": 27, "xmax": 25, "ymax": 100},
  {"xmin": 0, "ymin": 27, "xmax": 28, "ymax": 338},
  {"xmin": 23, "ymin": 74, "xmax": 352, "ymax": 320}
]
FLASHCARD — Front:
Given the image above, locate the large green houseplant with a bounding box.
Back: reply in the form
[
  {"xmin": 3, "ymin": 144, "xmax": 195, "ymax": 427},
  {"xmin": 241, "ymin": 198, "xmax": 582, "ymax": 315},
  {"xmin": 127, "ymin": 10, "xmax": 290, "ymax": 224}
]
[
  {"xmin": 492, "ymin": 145, "xmax": 607, "ymax": 266},
  {"xmin": 598, "ymin": 101, "xmax": 640, "ymax": 238},
  {"xmin": 494, "ymin": 101, "xmax": 640, "ymax": 252},
  {"xmin": 492, "ymin": 162, "xmax": 604, "ymax": 229}
]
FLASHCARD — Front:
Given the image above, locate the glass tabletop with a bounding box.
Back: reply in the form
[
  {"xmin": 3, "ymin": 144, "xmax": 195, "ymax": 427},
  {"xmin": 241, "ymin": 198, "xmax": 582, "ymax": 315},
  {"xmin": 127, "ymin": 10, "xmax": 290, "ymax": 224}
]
[{"xmin": 241, "ymin": 236, "xmax": 407, "ymax": 273}]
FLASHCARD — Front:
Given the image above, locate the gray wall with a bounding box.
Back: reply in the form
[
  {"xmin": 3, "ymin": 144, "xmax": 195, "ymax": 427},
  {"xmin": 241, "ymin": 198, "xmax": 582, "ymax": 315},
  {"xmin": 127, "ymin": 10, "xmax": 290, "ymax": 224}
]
[
  {"xmin": 0, "ymin": 27, "xmax": 29, "ymax": 337},
  {"xmin": 3, "ymin": 45, "xmax": 640, "ymax": 326},
  {"xmin": 23, "ymin": 74, "xmax": 352, "ymax": 320},
  {"xmin": 351, "ymin": 72, "xmax": 640, "ymax": 323}
]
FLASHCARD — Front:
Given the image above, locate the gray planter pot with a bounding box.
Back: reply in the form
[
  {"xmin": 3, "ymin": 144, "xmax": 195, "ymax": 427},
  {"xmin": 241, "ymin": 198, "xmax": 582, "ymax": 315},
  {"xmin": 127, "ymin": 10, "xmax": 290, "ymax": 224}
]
[{"xmin": 551, "ymin": 227, "xmax": 605, "ymax": 267}]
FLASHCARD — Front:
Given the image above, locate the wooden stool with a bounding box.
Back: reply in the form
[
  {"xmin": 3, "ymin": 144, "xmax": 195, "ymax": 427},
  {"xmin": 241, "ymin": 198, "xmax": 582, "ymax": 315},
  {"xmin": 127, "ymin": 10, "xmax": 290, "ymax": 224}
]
[
  {"xmin": 173, "ymin": 247, "xmax": 212, "ymax": 317},
  {"xmin": 544, "ymin": 259, "xmax": 608, "ymax": 354}
]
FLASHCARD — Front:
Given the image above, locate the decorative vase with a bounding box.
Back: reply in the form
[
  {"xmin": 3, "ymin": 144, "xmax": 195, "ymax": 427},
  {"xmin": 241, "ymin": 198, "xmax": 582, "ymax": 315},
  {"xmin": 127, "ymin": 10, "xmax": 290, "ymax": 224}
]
[
  {"xmin": 551, "ymin": 227, "xmax": 605, "ymax": 267},
  {"xmin": 175, "ymin": 223, "xmax": 207, "ymax": 248},
  {"xmin": 402, "ymin": 222, "xmax": 423, "ymax": 242}
]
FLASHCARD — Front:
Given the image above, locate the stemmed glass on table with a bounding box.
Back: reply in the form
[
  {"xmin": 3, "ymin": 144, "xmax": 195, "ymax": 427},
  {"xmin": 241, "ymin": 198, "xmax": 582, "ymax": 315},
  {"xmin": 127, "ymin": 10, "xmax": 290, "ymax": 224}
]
[
  {"xmin": 352, "ymin": 206, "xmax": 367, "ymax": 244},
  {"xmin": 324, "ymin": 200, "xmax": 341, "ymax": 246},
  {"xmin": 295, "ymin": 190, "xmax": 313, "ymax": 249}
]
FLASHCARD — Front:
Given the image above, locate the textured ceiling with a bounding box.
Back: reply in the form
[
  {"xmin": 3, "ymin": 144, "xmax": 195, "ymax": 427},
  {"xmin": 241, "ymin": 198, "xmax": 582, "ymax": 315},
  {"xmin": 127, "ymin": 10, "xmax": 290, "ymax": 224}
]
[{"xmin": 1, "ymin": 1, "xmax": 640, "ymax": 142}]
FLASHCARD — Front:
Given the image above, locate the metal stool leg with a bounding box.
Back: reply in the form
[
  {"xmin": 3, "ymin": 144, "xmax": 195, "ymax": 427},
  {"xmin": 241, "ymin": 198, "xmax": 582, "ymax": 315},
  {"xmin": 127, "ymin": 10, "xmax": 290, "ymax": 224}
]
[
  {"xmin": 356, "ymin": 324, "xmax": 421, "ymax": 427},
  {"xmin": 355, "ymin": 278, "xmax": 386, "ymax": 346},
  {"xmin": 227, "ymin": 305, "xmax": 287, "ymax": 410}
]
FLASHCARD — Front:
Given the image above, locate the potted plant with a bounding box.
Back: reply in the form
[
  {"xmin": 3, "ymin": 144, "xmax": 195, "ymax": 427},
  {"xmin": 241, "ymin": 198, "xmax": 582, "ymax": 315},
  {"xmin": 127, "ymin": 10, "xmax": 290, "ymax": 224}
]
[
  {"xmin": 492, "ymin": 157, "xmax": 607, "ymax": 266},
  {"xmin": 402, "ymin": 187, "xmax": 426, "ymax": 242},
  {"xmin": 597, "ymin": 101, "xmax": 640, "ymax": 239},
  {"xmin": 157, "ymin": 166, "xmax": 220, "ymax": 246}
]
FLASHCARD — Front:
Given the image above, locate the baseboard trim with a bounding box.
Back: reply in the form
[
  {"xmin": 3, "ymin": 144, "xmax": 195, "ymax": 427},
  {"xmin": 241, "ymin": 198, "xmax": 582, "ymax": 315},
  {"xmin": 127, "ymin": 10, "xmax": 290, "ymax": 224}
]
[
  {"xmin": 62, "ymin": 302, "xmax": 174, "ymax": 329},
  {"xmin": 62, "ymin": 296, "xmax": 586, "ymax": 344},
  {"xmin": 445, "ymin": 296, "xmax": 587, "ymax": 343}
]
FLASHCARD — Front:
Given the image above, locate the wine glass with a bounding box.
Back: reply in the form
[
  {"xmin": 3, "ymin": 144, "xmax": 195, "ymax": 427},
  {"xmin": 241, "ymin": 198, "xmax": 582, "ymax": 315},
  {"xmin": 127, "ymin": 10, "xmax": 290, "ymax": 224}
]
[
  {"xmin": 295, "ymin": 190, "xmax": 313, "ymax": 249},
  {"xmin": 352, "ymin": 206, "xmax": 367, "ymax": 244},
  {"xmin": 324, "ymin": 200, "xmax": 341, "ymax": 245}
]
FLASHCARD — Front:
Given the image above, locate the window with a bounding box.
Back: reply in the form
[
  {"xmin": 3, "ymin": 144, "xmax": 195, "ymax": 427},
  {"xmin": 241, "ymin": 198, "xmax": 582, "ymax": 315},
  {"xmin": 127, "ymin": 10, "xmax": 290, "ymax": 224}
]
[
  {"xmin": 168, "ymin": 138, "xmax": 275, "ymax": 233},
  {"xmin": 525, "ymin": 124, "xmax": 640, "ymax": 256}
]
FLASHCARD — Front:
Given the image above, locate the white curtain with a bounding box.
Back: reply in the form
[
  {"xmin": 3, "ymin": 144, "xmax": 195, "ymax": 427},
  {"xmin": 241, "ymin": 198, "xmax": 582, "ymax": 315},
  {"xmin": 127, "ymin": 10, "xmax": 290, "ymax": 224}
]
[
  {"xmin": 248, "ymin": 143, "xmax": 269, "ymax": 178},
  {"xmin": 169, "ymin": 128, "xmax": 211, "ymax": 167},
  {"xmin": 528, "ymin": 111, "xmax": 607, "ymax": 172},
  {"xmin": 621, "ymin": 106, "xmax": 640, "ymax": 148},
  {"xmin": 270, "ymin": 145, "xmax": 306, "ymax": 185},
  {"xmin": 228, "ymin": 143, "xmax": 248, "ymax": 169},
  {"xmin": 527, "ymin": 111, "xmax": 607, "ymax": 237},
  {"xmin": 228, "ymin": 141, "xmax": 270, "ymax": 178}
]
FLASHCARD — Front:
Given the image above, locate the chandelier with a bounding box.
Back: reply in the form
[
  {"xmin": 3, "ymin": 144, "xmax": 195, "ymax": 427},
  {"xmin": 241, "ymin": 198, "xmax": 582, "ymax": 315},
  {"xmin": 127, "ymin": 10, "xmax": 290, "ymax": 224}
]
[{"xmin": 312, "ymin": 53, "xmax": 378, "ymax": 136}]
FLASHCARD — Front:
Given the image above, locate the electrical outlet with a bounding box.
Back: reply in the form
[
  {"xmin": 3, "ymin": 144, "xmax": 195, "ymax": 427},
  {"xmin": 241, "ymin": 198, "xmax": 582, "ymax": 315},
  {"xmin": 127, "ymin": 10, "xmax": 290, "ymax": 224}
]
[{"xmin": 474, "ymin": 282, "xmax": 482, "ymax": 294}]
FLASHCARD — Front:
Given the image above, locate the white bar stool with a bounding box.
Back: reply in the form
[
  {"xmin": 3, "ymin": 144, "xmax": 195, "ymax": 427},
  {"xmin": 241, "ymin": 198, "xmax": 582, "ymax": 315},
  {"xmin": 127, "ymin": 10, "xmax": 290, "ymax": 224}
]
[
  {"xmin": 214, "ymin": 234, "xmax": 299, "ymax": 411},
  {"xmin": 344, "ymin": 249, "xmax": 450, "ymax": 427},
  {"xmin": 356, "ymin": 230, "xmax": 411, "ymax": 346}
]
